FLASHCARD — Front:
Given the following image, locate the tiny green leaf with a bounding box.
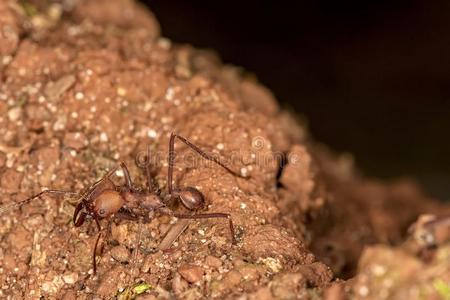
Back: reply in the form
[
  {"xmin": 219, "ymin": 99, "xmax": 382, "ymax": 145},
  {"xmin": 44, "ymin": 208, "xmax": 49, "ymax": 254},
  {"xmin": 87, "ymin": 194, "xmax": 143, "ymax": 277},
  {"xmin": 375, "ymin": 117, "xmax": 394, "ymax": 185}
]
[
  {"xmin": 433, "ymin": 279, "xmax": 450, "ymax": 300},
  {"xmin": 21, "ymin": 2, "xmax": 38, "ymax": 17},
  {"xmin": 133, "ymin": 282, "xmax": 152, "ymax": 295}
]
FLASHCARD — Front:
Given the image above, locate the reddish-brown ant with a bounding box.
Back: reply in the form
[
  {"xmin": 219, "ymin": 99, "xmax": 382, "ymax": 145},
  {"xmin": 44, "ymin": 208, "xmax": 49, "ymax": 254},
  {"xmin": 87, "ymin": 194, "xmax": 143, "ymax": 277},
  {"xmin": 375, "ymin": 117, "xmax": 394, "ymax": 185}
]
[{"xmin": 0, "ymin": 133, "xmax": 247, "ymax": 274}]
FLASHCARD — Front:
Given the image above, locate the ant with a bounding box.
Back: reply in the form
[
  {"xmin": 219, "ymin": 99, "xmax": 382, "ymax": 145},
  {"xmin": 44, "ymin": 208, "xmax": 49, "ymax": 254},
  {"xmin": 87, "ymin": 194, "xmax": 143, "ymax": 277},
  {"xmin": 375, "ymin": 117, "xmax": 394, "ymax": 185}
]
[
  {"xmin": 408, "ymin": 214, "xmax": 450, "ymax": 252},
  {"xmin": 0, "ymin": 133, "xmax": 247, "ymax": 274}
]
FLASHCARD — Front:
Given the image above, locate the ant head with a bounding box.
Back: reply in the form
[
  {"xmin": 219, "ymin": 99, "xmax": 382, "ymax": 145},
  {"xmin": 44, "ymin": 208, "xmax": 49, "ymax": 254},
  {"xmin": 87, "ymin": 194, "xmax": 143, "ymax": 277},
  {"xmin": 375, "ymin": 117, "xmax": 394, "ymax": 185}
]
[
  {"xmin": 175, "ymin": 187, "xmax": 205, "ymax": 210},
  {"xmin": 93, "ymin": 190, "xmax": 124, "ymax": 219}
]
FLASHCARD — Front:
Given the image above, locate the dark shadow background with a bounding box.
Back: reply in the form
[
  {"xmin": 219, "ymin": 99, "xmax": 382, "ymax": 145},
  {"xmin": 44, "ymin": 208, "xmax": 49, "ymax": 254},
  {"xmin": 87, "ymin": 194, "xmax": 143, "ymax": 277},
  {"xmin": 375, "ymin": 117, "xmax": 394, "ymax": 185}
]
[{"xmin": 142, "ymin": 0, "xmax": 450, "ymax": 200}]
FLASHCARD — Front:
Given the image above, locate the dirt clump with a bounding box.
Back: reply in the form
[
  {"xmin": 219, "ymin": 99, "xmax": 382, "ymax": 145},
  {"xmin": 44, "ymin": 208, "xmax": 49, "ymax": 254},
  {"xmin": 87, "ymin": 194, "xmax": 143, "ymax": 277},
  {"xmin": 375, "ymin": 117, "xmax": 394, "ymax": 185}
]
[{"xmin": 0, "ymin": 1, "xmax": 449, "ymax": 299}]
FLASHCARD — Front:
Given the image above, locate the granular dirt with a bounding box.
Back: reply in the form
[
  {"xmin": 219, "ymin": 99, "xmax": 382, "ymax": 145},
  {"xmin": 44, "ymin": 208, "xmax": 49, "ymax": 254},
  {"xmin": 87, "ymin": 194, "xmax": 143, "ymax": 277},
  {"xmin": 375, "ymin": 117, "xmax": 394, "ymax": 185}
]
[{"xmin": 1, "ymin": 1, "xmax": 449, "ymax": 299}]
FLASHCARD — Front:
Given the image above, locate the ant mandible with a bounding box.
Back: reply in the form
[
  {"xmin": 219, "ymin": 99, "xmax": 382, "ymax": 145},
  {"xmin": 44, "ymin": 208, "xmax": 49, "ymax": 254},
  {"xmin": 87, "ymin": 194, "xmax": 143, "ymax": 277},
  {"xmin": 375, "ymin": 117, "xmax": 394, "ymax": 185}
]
[{"xmin": 0, "ymin": 133, "xmax": 247, "ymax": 274}]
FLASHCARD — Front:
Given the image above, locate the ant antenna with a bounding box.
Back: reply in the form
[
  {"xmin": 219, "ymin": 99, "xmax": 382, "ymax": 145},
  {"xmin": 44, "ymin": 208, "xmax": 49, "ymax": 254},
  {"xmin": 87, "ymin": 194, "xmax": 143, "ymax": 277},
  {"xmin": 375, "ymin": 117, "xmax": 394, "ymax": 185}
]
[
  {"xmin": 0, "ymin": 165, "xmax": 119, "ymax": 216},
  {"xmin": 0, "ymin": 190, "xmax": 78, "ymax": 215}
]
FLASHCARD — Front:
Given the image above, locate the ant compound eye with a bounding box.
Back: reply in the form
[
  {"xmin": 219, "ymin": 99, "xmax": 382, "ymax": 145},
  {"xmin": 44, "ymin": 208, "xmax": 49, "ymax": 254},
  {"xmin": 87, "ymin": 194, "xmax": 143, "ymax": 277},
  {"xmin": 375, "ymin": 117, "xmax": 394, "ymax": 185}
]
[{"xmin": 99, "ymin": 208, "xmax": 106, "ymax": 216}]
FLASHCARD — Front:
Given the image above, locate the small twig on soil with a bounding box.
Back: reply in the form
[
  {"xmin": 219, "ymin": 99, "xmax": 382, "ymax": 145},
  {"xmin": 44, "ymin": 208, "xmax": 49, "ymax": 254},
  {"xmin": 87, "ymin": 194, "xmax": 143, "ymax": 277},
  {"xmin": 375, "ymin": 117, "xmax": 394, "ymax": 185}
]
[{"xmin": 158, "ymin": 219, "xmax": 191, "ymax": 251}]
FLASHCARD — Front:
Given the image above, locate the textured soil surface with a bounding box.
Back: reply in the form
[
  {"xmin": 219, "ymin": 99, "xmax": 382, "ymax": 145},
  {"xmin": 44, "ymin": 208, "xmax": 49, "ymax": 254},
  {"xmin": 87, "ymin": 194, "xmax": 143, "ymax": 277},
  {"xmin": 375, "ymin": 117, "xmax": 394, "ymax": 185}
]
[{"xmin": 1, "ymin": 1, "xmax": 450, "ymax": 299}]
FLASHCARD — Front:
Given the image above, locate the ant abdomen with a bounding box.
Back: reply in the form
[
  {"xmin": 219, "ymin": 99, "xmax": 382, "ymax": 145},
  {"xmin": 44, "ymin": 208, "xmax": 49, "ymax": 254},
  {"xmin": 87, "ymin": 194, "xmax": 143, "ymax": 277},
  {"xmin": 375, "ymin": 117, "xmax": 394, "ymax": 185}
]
[{"xmin": 173, "ymin": 187, "xmax": 205, "ymax": 210}]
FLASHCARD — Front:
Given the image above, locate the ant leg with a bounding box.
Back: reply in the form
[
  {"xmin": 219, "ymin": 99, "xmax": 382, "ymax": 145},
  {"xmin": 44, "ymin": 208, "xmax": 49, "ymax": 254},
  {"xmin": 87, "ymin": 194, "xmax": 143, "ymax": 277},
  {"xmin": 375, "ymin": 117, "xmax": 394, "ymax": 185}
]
[
  {"xmin": 144, "ymin": 146, "xmax": 158, "ymax": 193},
  {"xmin": 119, "ymin": 162, "xmax": 134, "ymax": 191},
  {"xmin": 167, "ymin": 133, "xmax": 176, "ymax": 194},
  {"xmin": 114, "ymin": 211, "xmax": 139, "ymax": 222},
  {"xmin": 169, "ymin": 133, "xmax": 246, "ymax": 182},
  {"xmin": 130, "ymin": 219, "xmax": 143, "ymax": 279},
  {"xmin": 0, "ymin": 189, "xmax": 78, "ymax": 215},
  {"xmin": 145, "ymin": 163, "xmax": 157, "ymax": 194},
  {"xmin": 173, "ymin": 212, "xmax": 237, "ymax": 245},
  {"xmin": 82, "ymin": 165, "xmax": 120, "ymax": 200},
  {"xmin": 92, "ymin": 217, "xmax": 102, "ymax": 274},
  {"xmin": 93, "ymin": 231, "xmax": 102, "ymax": 275}
]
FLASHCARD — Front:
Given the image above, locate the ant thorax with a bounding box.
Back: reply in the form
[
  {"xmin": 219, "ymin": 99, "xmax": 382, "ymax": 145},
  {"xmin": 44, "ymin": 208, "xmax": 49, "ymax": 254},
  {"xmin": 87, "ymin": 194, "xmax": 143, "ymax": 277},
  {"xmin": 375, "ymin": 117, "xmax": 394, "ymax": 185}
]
[{"xmin": 121, "ymin": 191, "xmax": 164, "ymax": 212}]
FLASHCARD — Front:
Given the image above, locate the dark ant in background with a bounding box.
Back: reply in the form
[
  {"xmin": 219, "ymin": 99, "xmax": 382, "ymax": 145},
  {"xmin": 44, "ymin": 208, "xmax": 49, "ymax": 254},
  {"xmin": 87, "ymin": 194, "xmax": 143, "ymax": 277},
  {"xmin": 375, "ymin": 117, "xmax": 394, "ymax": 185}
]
[{"xmin": 0, "ymin": 133, "xmax": 247, "ymax": 274}]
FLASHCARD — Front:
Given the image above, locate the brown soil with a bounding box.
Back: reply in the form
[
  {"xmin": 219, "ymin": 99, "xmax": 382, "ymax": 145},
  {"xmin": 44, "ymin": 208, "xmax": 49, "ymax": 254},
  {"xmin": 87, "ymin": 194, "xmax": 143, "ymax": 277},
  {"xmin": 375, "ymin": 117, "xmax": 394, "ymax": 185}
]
[{"xmin": 1, "ymin": 1, "xmax": 449, "ymax": 299}]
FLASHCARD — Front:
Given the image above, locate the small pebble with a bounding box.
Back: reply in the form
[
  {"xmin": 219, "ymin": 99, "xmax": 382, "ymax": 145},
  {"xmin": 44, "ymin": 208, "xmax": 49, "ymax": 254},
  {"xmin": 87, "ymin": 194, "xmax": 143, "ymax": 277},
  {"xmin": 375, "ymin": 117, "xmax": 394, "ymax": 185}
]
[
  {"xmin": 223, "ymin": 270, "xmax": 242, "ymax": 287},
  {"xmin": 324, "ymin": 282, "xmax": 345, "ymax": 300},
  {"xmin": 205, "ymin": 255, "xmax": 222, "ymax": 269},
  {"xmin": 0, "ymin": 152, "xmax": 6, "ymax": 167},
  {"xmin": 8, "ymin": 107, "xmax": 22, "ymax": 122},
  {"xmin": 117, "ymin": 87, "xmax": 127, "ymax": 96},
  {"xmin": 44, "ymin": 75, "xmax": 76, "ymax": 102},
  {"xmin": 110, "ymin": 245, "xmax": 130, "ymax": 263},
  {"xmin": 172, "ymin": 273, "xmax": 188, "ymax": 294},
  {"xmin": 2, "ymin": 254, "xmax": 17, "ymax": 271},
  {"xmin": 249, "ymin": 287, "xmax": 274, "ymax": 300},
  {"xmin": 61, "ymin": 290, "xmax": 77, "ymax": 300},
  {"xmin": 63, "ymin": 132, "xmax": 88, "ymax": 150},
  {"xmin": 178, "ymin": 264, "xmax": 204, "ymax": 283},
  {"xmin": 238, "ymin": 265, "xmax": 261, "ymax": 281},
  {"xmin": 75, "ymin": 92, "xmax": 84, "ymax": 100},
  {"xmin": 0, "ymin": 168, "xmax": 23, "ymax": 193},
  {"xmin": 62, "ymin": 273, "xmax": 78, "ymax": 284}
]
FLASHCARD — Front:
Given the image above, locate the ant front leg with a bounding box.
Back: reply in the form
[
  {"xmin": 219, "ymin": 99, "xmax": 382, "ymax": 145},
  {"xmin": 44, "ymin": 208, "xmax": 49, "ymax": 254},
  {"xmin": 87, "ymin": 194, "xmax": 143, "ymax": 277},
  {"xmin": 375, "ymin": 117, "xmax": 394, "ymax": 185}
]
[
  {"xmin": 119, "ymin": 162, "xmax": 134, "ymax": 191},
  {"xmin": 141, "ymin": 145, "xmax": 159, "ymax": 194},
  {"xmin": 92, "ymin": 217, "xmax": 104, "ymax": 275},
  {"xmin": 91, "ymin": 215, "xmax": 129, "ymax": 275}
]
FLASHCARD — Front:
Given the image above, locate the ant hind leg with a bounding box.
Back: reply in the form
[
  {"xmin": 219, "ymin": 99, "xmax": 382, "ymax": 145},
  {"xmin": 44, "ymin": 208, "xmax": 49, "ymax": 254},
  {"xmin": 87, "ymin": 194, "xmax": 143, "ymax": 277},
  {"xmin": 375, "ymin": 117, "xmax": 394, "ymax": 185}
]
[
  {"xmin": 167, "ymin": 132, "xmax": 246, "ymax": 195},
  {"xmin": 173, "ymin": 212, "xmax": 237, "ymax": 245}
]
